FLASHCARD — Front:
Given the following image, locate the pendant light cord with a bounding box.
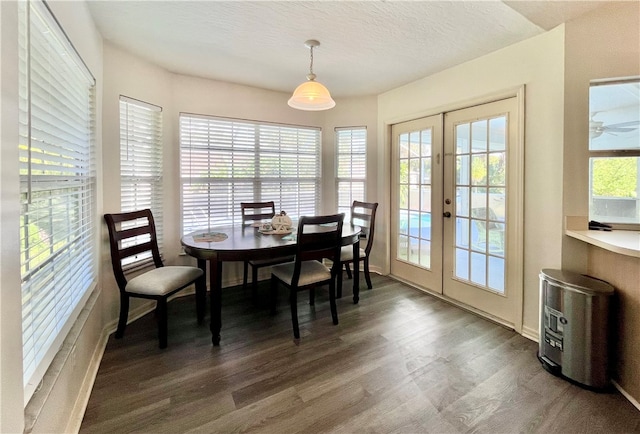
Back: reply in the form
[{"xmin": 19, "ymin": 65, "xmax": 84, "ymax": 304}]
[{"xmin": 309, "ymin": 45, "xmax": 315, "ymax": 77}]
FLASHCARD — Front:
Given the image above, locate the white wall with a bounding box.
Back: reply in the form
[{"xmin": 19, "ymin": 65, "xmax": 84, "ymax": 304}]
[
  {"xmin": 561, "ymin": 1, "xmax": 640, "ymax": 272},
  {"xmin": 377, "ymin": 27, "xmax": 566, "ymax": 336}
]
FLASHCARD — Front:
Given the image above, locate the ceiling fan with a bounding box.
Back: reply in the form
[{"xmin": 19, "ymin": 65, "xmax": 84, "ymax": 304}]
[{"xmin": 589, "ymin": 117, "xmax": 640, "ymax": 139}]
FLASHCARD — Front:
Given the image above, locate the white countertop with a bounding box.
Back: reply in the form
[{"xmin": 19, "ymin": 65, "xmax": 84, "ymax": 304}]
[{"xmin": 566, "ymin": 228, "xmax": 640, "ymax": 258}]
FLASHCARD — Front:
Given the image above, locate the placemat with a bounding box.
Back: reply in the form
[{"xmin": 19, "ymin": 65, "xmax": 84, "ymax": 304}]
[{"xmin": 193, "ymin": 232, "xmax": 228, "ymax": 242}]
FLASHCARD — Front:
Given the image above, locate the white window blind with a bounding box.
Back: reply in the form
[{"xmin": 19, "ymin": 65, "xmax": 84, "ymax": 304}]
[
  {"xmin": 180, "ymin": 114, "xmax": 320, "ymax": 234},
  {"xmin": 19, "ymin": 0, "xmax": 96, "ymax": 405},
  {"xmin": 336, "ymin": 127, "xmax": 367, "ymax": 215},
  {"xmin": 120, "ymin": 96, "xmax": 163, "ymax": 263}
]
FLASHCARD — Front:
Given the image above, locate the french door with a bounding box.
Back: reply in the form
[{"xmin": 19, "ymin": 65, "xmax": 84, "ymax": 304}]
[
  {"xmin": 391, "ymin": 97, "xmax": 523, "ymax": 329},
  {"xmin": 390, "ymin": 115, "xmax": 444, "ymax": 292}
]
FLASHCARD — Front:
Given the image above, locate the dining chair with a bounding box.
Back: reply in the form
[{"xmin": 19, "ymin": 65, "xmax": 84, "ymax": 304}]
[
  {"xmin": 270, "ymin": 213, "xmax": 344, "ymax": 340},
  {"xmin": 241, "ymin": 201, "xmax": 294, "ymax": 296},
  {"xmin": 104, "ymin": 209, "xmax": 206, "ymax": 349},
  {"xmin": 338, "ymin": 201, "xmax": 379, "ymax": 296}
]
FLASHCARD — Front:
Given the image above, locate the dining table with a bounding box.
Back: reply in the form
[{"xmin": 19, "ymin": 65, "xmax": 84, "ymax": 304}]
[{"xmin": 181, "ymin": 223, "xmax": 362, "ymax": 345}]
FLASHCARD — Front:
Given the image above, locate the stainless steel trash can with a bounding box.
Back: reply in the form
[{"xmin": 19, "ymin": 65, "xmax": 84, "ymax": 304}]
[{"xmin": 537, "ymin": 268, "xmax": 614, "ymax": 389}]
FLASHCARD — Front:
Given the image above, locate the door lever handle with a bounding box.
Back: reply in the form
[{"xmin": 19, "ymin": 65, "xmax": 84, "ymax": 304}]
[{"xmin": 443, "ymin": 212, "xmax": 451, "ymax": 218}]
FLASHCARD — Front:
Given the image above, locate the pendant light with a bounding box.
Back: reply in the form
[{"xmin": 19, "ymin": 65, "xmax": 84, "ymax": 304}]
[{"xmin": 288, "ymin": 40, "xmax": 336, "ymax": 111}]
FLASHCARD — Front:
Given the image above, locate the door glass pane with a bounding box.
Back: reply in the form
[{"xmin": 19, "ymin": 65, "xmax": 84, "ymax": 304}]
[
  {"xmin": 456, "ymin": 248, "xmax": 469, "ymax": 280},
  {"xmin": 399, "ymin": 185, "xmax": 408, "ymax": 209},
  {"xmin": 488, "ymin": 256, "xmax": 505, "ymax": 293},
  {"xmin": 421, "ymin": 186, "xmax": 431, "ymax": 212},
  {"xmin": 488, "ymin": 152, "xmax": 506, "ymax": 186},
  {"xmin": 398, "ymin": 235, "xmax": 408, "ymax": 260},
  {"xmin": 471, "ymin": 120, "xmax": 488, "ymax": 153},
  {"xmin": 399, "ymin": 160, "xmax": 409, "ymax": 184},
  {"xmin": 420, "ymin": 212, "xmax": 431, "ymax": 240},
  {"xmin": 420, "ymin": 240, "xmax": 431, "ymax": 268},
  {"xmin": 456, "ymin": 217, "xmax": 469, "ymax": 247},
  {"xmin": 457, "ymin": 186, "xmax": 470, "ymax": 217},
  {"xmin": 489, "ymin": 117, "xmax": 506, "ymax": 151},
  {"xmin": 457, "ymin": 155, "xmax": 470, "ymax": 185},
  {"xmin": 470, "ymin": 252, "xmax": 486, "ymax": 286},
  {"xmin": 409, "ymin": 184, "xmax": 420, "ymax": 210},
  {"xmin": 421, "ymin": 158, "xmax": 431, "ymax": 184},
  {"xmin": 396, "ymin": 126, "xmax": 433, "ymax": 270},
  {"xmin": 471, "ymin": 219, "xmax": 487, "ymax": 252},
  {"xmin": 399, "ymin": 134, "xmax": 409, "ymax": 158},
  {"xmin": 410, "ymin": 159, "xmax": 420, "ymax": 185},
  {"xmin": 471, "ymin": 154, "xmax": 487, "ymax": 185},
  {"xmin": 453, "ymin": 117, "xmax": 507, "ymax": 293},
  {"xmin": 409, "ymin": 237, "xmax": 420, "ymax": 263},
  {"xmin": 399, "ymin": 210, "xmax": 408, "ymax": 235},
  {"xmin": 456, "ymin": 124, "xmax": 470, "ymax": 153}
]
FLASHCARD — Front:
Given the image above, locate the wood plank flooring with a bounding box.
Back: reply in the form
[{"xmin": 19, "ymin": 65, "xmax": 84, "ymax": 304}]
[{"xmin": 80, "ymin": 274, "xmax": 640, "ymax": 433}]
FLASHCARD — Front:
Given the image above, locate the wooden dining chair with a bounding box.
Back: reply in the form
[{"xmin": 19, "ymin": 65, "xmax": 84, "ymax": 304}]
[
  {"xmin": 241, "ymin": 201, "xmax": 294, "ymax": 296},
  {"xmin": 339, "ymin": 201, "xmax": 379, "ymax": 293},
  {"xmin": 270, "ymin": 213, "xmax": 344, "ymax": 340},
  {"xmin": 104, "ymin": 209, "xmax": 206, "ymax": 349}
]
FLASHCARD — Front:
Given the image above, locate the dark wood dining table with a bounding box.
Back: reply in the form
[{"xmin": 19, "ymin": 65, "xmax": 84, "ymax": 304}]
[{"xmin": 181, "ymin": 223, "xmax": 362, "ymax": 345}]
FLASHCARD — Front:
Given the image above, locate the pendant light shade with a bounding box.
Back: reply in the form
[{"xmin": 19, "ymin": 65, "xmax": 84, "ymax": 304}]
[{"xmin": 288, "ymin": 40, "xmax": 336, "ymax": 111}]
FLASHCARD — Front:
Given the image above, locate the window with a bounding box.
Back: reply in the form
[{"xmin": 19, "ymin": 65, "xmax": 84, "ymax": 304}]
[
  {"xmin": 336, "ymin": 127, "xmax": 366, "ymax": 216},
  {"xmin": 120, "ymin": 96, "xmax": 163, "ymax": 263},
  {"xmin": 19, "ymin": 0, "xmax": 96, "ymax": 404},
  {"xmin": 589, "ymin": 78, "xmax": 640, "ymax": 227},
  {"xmin": 180, "ymin": 114, "xmax": 320, "ymax": 234}
]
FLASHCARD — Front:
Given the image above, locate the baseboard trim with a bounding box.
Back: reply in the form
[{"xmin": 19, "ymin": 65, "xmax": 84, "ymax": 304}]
[
  {"xmin": 389, "ymin": 274, "xmax": 517, "ymax": 332},
  {"xmin": 612, "ymin": 380, "xmax": 640, "ymax": 411},
  {"xmin": 521, "ymin": 325, "xmax": 539, "ymax": 342},
  {"xmin": 65, "ymin": 328, "xmax": 110, "ymax": 433}
]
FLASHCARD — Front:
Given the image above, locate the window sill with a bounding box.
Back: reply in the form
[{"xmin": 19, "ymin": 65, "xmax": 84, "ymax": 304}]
[{"xmin": 565, "ymin": 216, "xmax": 640, "ymax": 258}]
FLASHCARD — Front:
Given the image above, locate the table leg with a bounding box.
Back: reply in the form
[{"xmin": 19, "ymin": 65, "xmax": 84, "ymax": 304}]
[
  {"xmin": 196, "ymin": 259, "xmax": 207, "ymax": 324},
  {"xmin": 352, "ymin": 239, "xmax": 360, "ymax": 304},
  {"xmin": 209, "ymin": 258, "xmax": 222, "ymax": 346}
]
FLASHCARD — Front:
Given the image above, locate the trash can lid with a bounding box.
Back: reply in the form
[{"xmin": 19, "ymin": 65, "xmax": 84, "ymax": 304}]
[{"xmin": 540, "ymin": 269, "xmax": 614, "ymax": 295}]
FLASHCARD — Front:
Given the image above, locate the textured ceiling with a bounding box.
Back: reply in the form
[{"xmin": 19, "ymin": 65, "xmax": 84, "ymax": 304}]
[{"xmin": 85, "ymin": 0, "xmax": 610, "ymax": 98}]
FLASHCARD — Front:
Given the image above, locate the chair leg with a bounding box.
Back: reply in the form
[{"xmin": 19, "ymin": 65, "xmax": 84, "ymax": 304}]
[
  {"xmin": 115, "ymin": 293, "xmax": 129, "ymax": 339},
  {"xmin": 364, "ymin": 257, "xmax": 373, "ymax": 290},
  {"xmin": 242, "ymin": 261, "xmax": 249, "ymax": 291},
  {"xmin": 329, "ymin": 279, "xmax": 339, "ymax": 325},
  {"xmin": 157, "ymin": 298, "xmax": 168, "ymax": 349},
  {"xmin": 270, "ymin": 275, "xmax": 278, "ymax": 315},
  {"xmin": 345, "ymin": 263, "xmax": 353, "ymax": 279},
  {"xmin": 290, "ymin": 288, "xmax": 300, "ymax": 340},
  {"xmin": 337, "ymin": 267, "xmax": 343, "ymax": 299}
]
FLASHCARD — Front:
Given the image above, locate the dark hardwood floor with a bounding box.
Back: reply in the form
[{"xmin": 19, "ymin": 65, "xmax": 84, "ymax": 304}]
[{"xmin": 80, "ymin": 274, "xmax": 640, "ymax": 433}]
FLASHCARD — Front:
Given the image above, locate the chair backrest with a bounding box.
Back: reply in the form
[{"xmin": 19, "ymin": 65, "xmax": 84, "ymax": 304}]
[
  {"xmin": 104, "ymin": 209, "xmax": 163, "ymax": 292},
  {"xmin": 350, "ymin": 201, "xmax": 379, "ymax": 255},
  {"xmin": 291, "ymin": 213, "xmax": 344, "ymax": 285},
  {"xmin": 241, "ymin": 201, "xmax": 276, "ymax": 225}
]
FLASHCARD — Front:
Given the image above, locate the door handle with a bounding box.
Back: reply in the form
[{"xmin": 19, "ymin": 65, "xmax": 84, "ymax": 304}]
[{"xmin": 443, "ymin": 211, "xmax": 451, "ymax": 218}]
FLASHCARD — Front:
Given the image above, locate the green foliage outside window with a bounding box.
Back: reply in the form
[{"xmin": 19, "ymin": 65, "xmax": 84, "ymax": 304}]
[{"xmin": 592, "ymin": 158, "xmax": 638, "ymax": 198}]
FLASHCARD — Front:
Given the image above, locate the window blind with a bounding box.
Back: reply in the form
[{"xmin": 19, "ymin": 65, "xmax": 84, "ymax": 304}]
[
  {"xmin": 180, "ymin": 114, "xmax": 320, "ymax": 234},
  {"xmin": 19, "ymin": 0, "xmax": 96, "ymax": 405},
  {"xmin": 336, "ymin": 127, "xmax": 367, "ymax": 215},
  {"xmin": 120, "ymin": 96, "xmax": 163, "ymax": 264}
]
